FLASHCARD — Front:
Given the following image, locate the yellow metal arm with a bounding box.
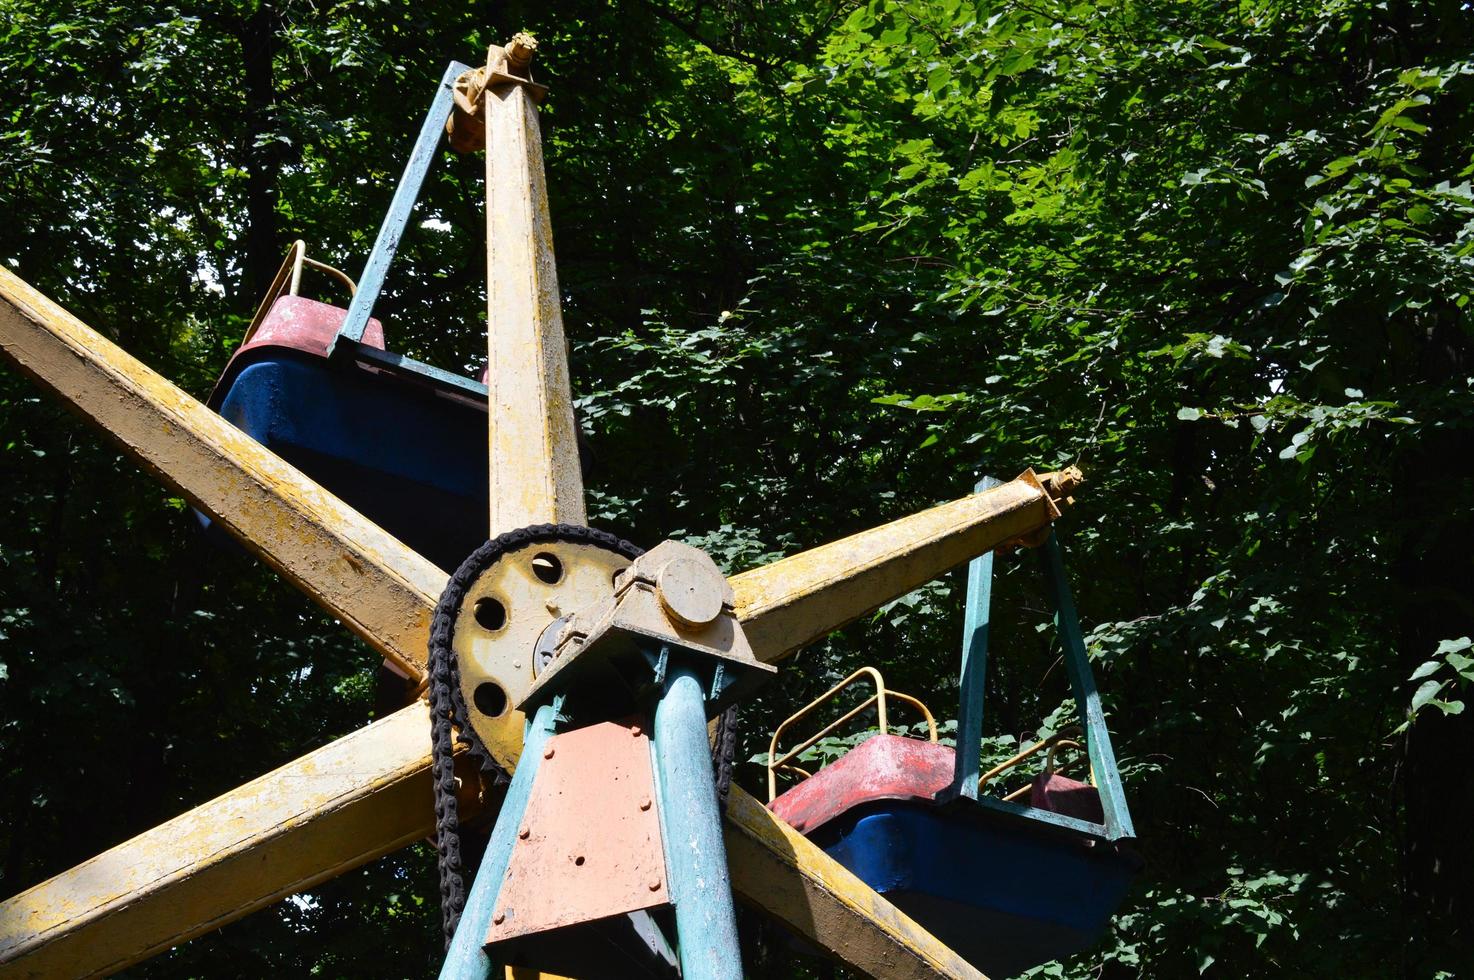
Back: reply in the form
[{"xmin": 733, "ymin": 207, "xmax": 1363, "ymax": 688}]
[
  {"xmin": 0, "ymin": 266, "xmax": 447, "ymax": 680},
  {"xmin": 0, "ymin": 259, "xmax": 1066, "ymax": 695},
  {"xmin": 733, "ymin": 471, "xmax": 1064, "ymax": 663},
  {"xmin": 0, "ymin": 33, "xmax": 1073, "ymax": 967},
  {"xmin": 0, "ymin": 703, "xmax": 451, "ymax": 978},
  {"xmin": 483, "ymin": 74, "xmax": 585, "ymax": 535}
]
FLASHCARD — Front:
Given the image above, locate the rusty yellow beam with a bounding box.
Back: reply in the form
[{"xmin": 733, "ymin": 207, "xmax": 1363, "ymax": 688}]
[
  {"xmin": 0, "ymin": 266, "xmax": 447, "ymax": 678},
  {"xmin": 0, "ymin": 703, "xmax": 467, "ymax": 979},
  {"xmin": 725, "ymin": 787, "xmax": 986, "ymax": 980},
  {"xmin": 483, "ymin": 70, "xmax": 584, "ymax": 535},
  {"xmin": 732, "ymin": 472, "xmax": 1062, "ymax": 663}
]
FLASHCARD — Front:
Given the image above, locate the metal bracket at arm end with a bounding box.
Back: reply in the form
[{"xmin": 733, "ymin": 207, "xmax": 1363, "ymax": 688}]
[{"xmin": 446, "ymin": 33, "xmax": 548, "ymax": 153}]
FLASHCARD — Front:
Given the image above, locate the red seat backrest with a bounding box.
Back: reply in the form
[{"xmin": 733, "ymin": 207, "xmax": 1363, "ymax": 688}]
[
  {"xmin": 241, "ymin": 295, "xmax": 386, "ymax": 360},
  {"xmin": 1029, "ymin": 772, "xmax": 1104, "ymax": 824},
  {"xmin": 769, "ymin": 734, "xmax": 956, "ymax": 835}
]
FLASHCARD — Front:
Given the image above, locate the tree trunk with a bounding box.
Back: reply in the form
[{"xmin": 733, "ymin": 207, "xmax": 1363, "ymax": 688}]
[{"xmin": 240, "ymin": 2, "xmax": 283, "ymax": 304}]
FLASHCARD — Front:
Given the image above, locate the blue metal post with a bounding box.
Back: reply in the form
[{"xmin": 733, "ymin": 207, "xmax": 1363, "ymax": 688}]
[
  {"xmin": 953, "ymin": 474, "xmax": 1000, "ymax": 799},
  {"xmin": 334, "ymin": 61, "xmax": 469, "ymax": 349},
  {"xmin": 440, "ymin": 700, "xmax": 560, "ymax": 980},
  {"xmin": 650, "ymin": 662, "xmax": 742, "ymax": 980},
  {"xmin": 1039, "ymin": 531, "xmax": 1136, "ymax": 841}
]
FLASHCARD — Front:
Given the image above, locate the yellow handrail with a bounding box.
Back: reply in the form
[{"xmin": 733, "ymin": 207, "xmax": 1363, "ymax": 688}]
[
  {"xmin": 767, "ymin": 666, "xmax": 938, "ymax": 802},
  {"xmin": 1000, "ymin": 739, "xmax": 1086, "ymax": 801},
  {"xmin": 984, "ymin": 729, "xmax": 1094, "ymax": 803}
]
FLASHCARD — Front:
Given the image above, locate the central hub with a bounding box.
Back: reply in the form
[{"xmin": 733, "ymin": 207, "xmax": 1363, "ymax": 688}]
[
  {"xmin": 521, "ymin": 540, "xmax": 775, "ymax": 721},
  {"xmin": 442, "ymin": 532, "xmax": 639, "ymax": 773}
]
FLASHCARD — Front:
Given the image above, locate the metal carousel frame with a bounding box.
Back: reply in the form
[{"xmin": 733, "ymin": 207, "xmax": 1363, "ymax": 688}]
[{"xmin": 0, "ymin": 39, "xmax": 1081, "ymax": 980}]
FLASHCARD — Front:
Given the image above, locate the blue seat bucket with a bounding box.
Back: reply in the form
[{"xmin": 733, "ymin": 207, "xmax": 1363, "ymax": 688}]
[
  {"xmin": 199, "ymin": 352, "xmax": 489, "ymax": 572},
  {"xmin": 812, "ymin": 801, "xmax": 1138, "ymax": 978}
]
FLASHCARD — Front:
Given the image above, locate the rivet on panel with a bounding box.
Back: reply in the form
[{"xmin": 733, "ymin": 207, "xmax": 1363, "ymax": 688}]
[
  {"xmin": 493, "ymin": 912, "xmax": 505, "ymax": 925},
  {"xmin": 543, "ymin": 746, "xmax": 555, "ymax": 759},
  {"xmin": 649, "ymin": 880, "xmax": 662, "ymax": 892},
  {"xmin": 640, "ymin": 798, "xmax": 652, "ymax": 811},
  {"xmin": 518, "ymin": 826, "xmax": 530, "ymax": 839},
  {"xmin": 630, "ymin": 725, "xmax": 642, "ymax": 737}
]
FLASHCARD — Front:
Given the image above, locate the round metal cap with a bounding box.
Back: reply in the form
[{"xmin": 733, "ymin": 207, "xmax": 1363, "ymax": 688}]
[{"xmin": 656, "ymin": 556, "xmax": 726, "ymax": 627}]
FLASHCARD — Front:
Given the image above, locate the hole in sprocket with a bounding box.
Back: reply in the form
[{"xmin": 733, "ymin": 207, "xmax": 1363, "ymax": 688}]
[
  {"xmin": 473, "ymin": 597, "xmax": 507, "ymax": 631},
  {"xmin": 473, "ymin": 681, "xmax": 508, "ymax": 717},
  {"xmin": 531, "ymin": 552, "xmax": 563, "ymax": 584}
]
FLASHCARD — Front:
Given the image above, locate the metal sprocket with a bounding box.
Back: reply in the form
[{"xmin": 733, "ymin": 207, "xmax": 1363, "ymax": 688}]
[{"xmin": 428, "ymin": 523, "xmax": 642, "ymax": 944}]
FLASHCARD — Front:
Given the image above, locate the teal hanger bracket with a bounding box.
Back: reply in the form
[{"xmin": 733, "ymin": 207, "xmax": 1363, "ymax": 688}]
[
  {"xmin": 945, "ymin": 475, "xmax": 1135, "ymax": 843},
  {"xmin": 326, "ymin": 61, "xmax": 490, "ymax": 401}
]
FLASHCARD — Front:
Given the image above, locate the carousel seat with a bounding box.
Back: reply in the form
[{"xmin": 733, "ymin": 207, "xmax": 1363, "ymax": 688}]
[
  {"xmin": 200, "ymin": 245, "xmax": 490, "ymax": 571},
  {"xmin": 766, "ymin": 663, "xmax": 1138, "ymax": 978}
]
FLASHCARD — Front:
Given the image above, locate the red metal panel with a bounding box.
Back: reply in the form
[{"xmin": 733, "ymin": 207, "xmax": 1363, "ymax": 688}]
[
  {"xmin": 240, "ymin": 295, "xmax": 387, "ymax": 361},
  {"xmin": 769, "ymin": 734, "xmax": 955, "ymax": 835},
  {"xmin": 486, "ymin": 719, "xmax": 669, "ymax": 944}
]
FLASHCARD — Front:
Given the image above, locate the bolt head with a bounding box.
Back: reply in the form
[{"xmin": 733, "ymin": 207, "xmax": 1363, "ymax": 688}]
[
  {"xmin": 518, "ymin": 826, "xmax": 530, "ymax": 839},
  {"xmin": 493, "ymin": 912, "xmax": 505, "ymax": 925},
  {"xmin": 630, "ymin": 725, "xmax": 642, "ymax": 737},
  {"xmin": 543, "ymin": 746, "xmax": 555, "ymax": 759},
  {"xmin": 640, "ymin": 798, "xmax": 652, "ymax": 811},
  {"xmin": 649, "ymin": 879, "xmax": 662, "ymax": 892}
]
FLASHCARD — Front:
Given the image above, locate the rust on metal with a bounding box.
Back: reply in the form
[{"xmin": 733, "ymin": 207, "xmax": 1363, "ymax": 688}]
[
  {"xmin": 1038, "ymin": 465, "xmax": 1083, "ymax": 509},
  {"xmin": 447, "ymin": 34, "xmax": 546, "ymax": 153}
]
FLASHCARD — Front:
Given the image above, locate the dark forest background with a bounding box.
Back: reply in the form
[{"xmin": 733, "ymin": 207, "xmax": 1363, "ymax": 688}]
[{"xmin": 2, "ymin": 0, "xmax": 1472, "ymax": 975}]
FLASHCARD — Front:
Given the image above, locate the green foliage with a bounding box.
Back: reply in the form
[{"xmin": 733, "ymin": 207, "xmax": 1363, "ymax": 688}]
[
  {"xmin": 2, "ymin": 0, "xmax": 1473, "ymax": 976},
  {"xmin": 1398, "ymin": 637, "xmax": 1473, "ymax": 732}
]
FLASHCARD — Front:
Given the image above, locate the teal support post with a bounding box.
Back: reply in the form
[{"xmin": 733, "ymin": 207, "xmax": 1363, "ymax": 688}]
[
  {"xmin": 439, "ymin": 700, "xmax": 561, "ymax": 980},
  {"xmin": 651, "ymin": 662, "xmax": 742, "ymax": 980},
  {"xmin": 1039, "ymin": 532, "xmax": 1136, "ymax": 841},
  {"xmin": 953, "ymin": 474, "xmax": 1000, "ymax": 800}
]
